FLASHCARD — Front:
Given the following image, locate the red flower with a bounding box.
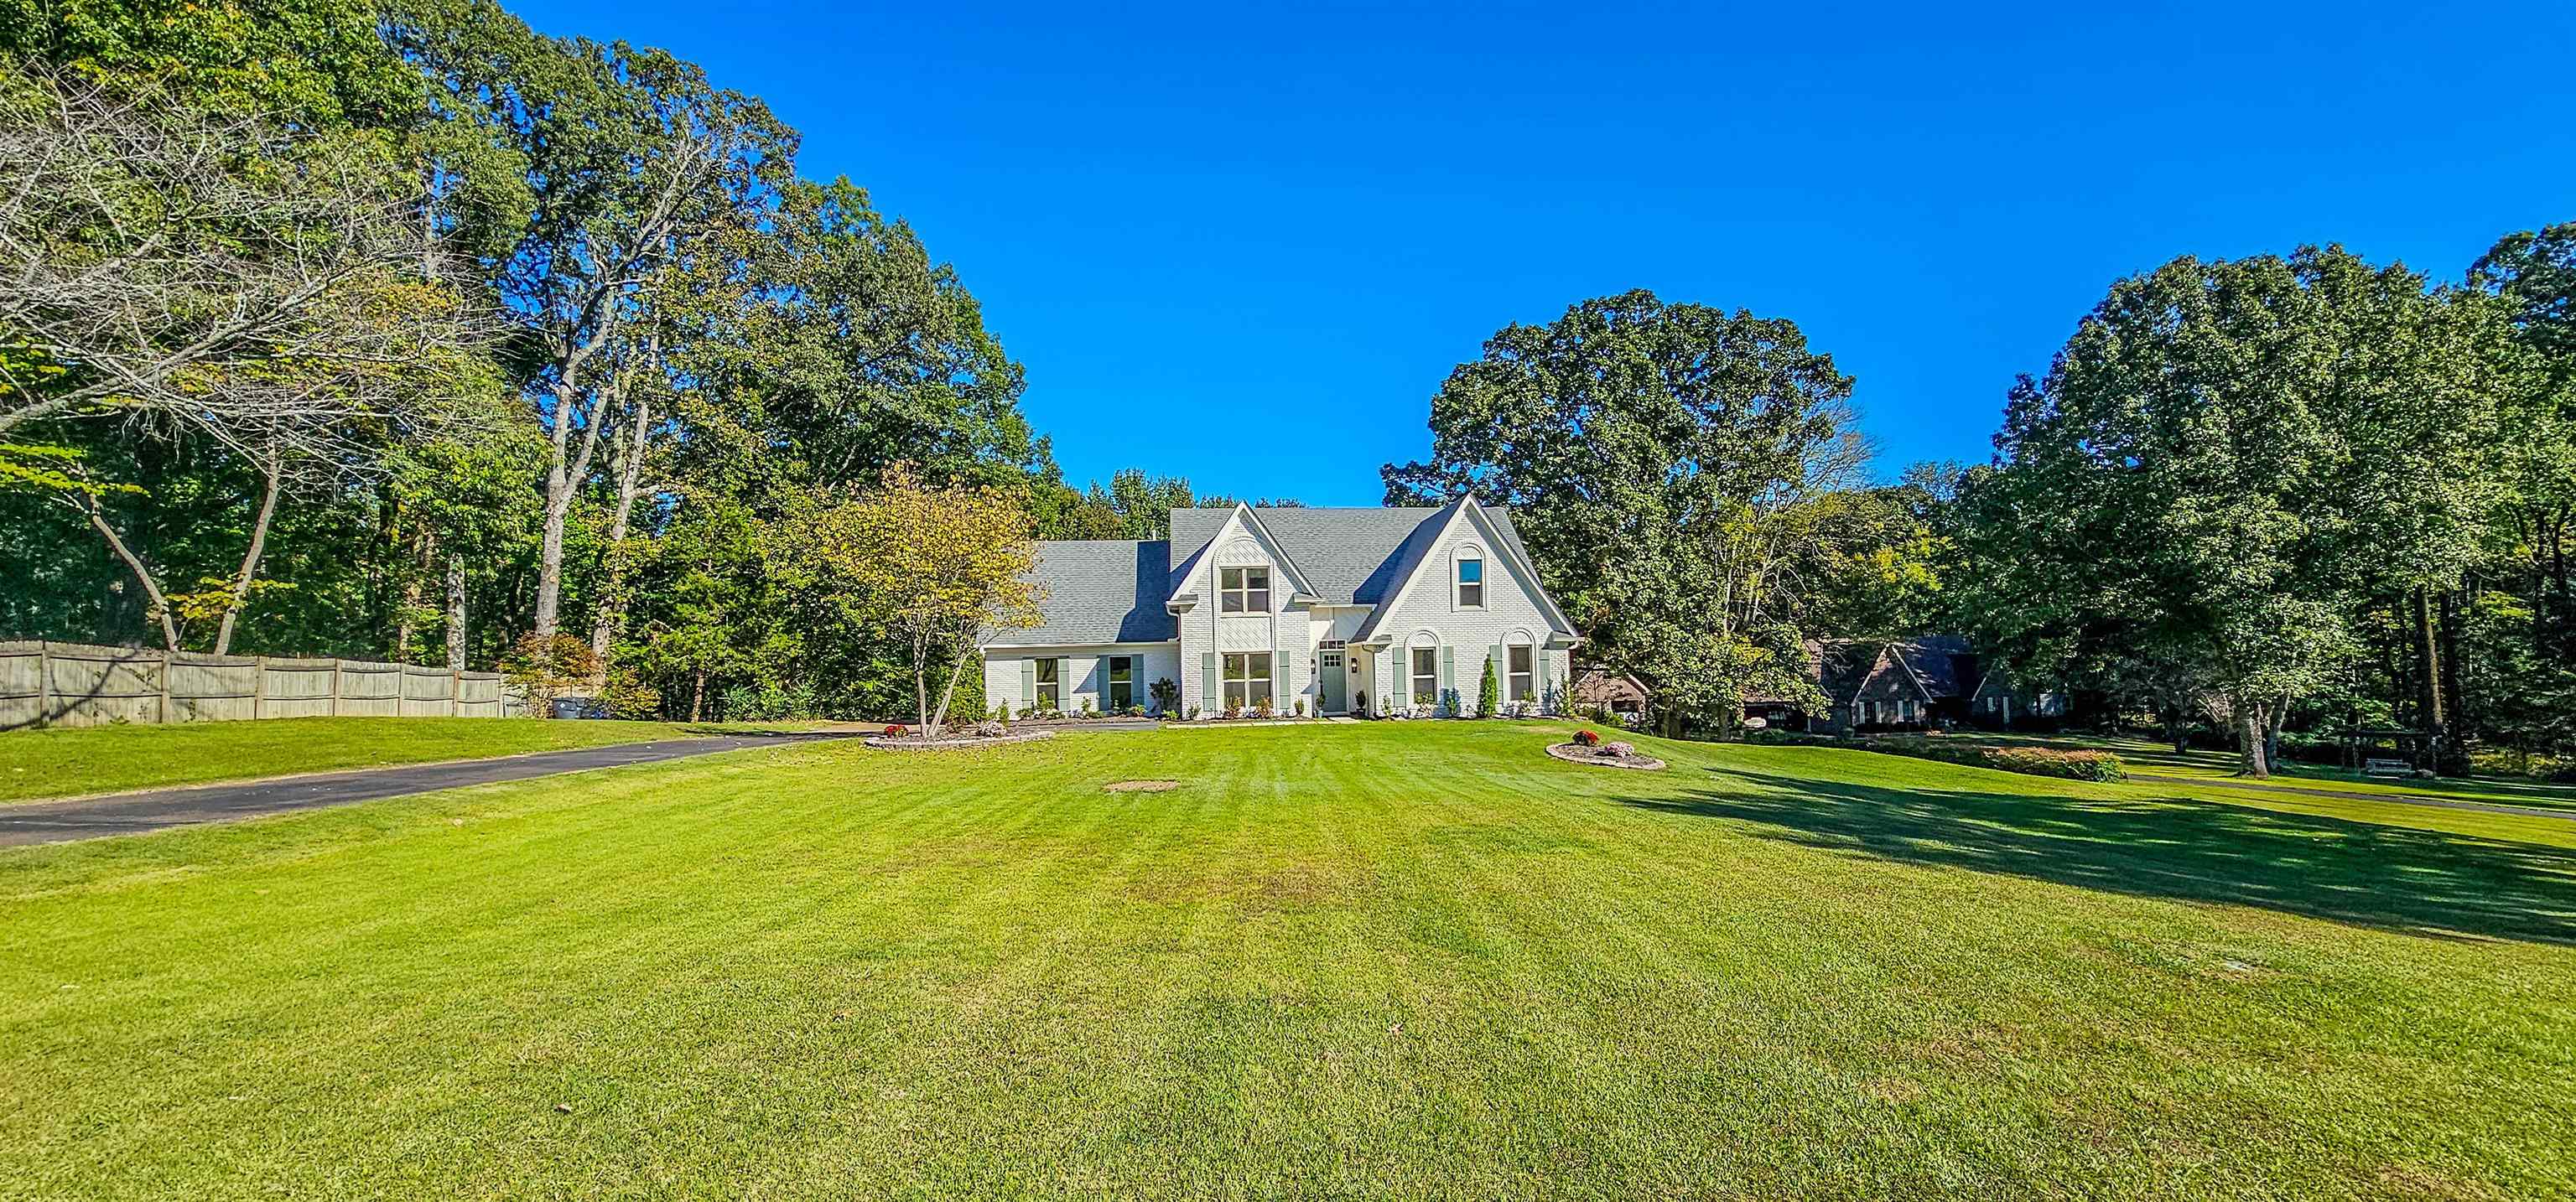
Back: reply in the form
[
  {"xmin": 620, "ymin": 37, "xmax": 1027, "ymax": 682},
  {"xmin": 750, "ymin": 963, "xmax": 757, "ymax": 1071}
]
[
  {"xmin": 1575, "ymin": 729, "xmax": 1600, "ymax": 747},
  {"xmin": 885, "ymin": 724, "xmax": 908, "ymax": 737}
]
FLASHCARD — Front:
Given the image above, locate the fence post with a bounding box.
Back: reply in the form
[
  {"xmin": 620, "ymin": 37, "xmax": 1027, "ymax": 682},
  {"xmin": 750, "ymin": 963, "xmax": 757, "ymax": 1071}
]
[
  {"xmin": 330, "ymin": 660, "xmax": 343, "ymax": 718},
  {"xmin": 450, "ymin": 667, "xmax": 463, "ymax": 717},
  {"xmin": 34, "ymin": 641, "xmax": 52, "ymax": 727},
  {"xmin": 252, "ymin": 656, "xmax": 267, "ymax": 720},
  {"xmin": 157, "ymin": 647, "xmax": 171, "ymax": 725}
]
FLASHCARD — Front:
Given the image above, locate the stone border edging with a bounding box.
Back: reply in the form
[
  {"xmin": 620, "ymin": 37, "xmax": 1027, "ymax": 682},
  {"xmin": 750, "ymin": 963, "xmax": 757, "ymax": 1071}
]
[
  {"xmin": 861, "ymin": 730, "xmax": 1057, "ymax": 751},
  {"xmin": 1544, "ymin": 742, "xmax": 1666, "ymax": 771}
]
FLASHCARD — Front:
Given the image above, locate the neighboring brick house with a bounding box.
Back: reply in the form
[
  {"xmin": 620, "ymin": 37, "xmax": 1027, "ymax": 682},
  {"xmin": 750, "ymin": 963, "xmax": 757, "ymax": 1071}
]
[
  {"xmin": 980, "ymin": 498, "xmax": 1581, "ymax": 718},
  {"xmin": 1744, "ymin": 635, "xmax": 2060, "ymax": 734},
  {"xmin": 1568, "ymin": 667, "xmax": 1650, "ymax": 726}
]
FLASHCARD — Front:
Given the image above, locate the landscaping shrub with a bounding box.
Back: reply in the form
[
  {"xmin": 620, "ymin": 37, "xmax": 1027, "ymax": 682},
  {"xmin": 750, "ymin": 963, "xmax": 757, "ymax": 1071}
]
[
  {"xmin": 1753, "ymin": 733, "xmax": 2126, "ymax": 783},
  {"xmin": 1574, "ymin": 729, "xmax": 1601, "ymax": 747},
  {"xmin": 724, "ymin": 681, "xmax": 818, "ymax": 722},
  {"xmin": 1478, "ymin": 660, "xmax": 1499, "ymax": 718}
]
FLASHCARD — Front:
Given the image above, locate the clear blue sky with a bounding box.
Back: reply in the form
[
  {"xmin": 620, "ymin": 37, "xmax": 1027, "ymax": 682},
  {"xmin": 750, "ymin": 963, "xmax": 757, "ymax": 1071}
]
[{"xmin": 512, "ymin": 0, "xmax": 2576, "ymax": 505}]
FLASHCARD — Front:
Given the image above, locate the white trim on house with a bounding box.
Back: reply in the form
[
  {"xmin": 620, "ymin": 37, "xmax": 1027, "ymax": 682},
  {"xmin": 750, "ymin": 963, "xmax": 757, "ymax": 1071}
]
[
  {"xmin": 1453, "ymin": 546, "xmax": 1485, "ymax": 611},
  {"xmin": 1353, "ymin": 499, "xmax": 1579, "ymax": 649},
  {"xmin": 984, "ymin": 498, "xmax": 1581, "ymax": 720}
]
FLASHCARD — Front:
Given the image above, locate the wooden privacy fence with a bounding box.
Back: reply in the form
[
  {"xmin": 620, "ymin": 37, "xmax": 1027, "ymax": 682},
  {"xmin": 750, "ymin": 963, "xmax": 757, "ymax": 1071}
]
[{"xmin": 0, "ymin": 640, "xmax": 528, "ymax": 729}]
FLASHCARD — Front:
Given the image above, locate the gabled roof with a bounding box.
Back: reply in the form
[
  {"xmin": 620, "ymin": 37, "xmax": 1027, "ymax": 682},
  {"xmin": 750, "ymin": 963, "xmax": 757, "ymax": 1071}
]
[
  {"xmin": 997, "ymin": 500, "xmax": 1576, "ymax": 650},
  {"xmin": 1744, "ymin": 635, "xmax": 1981, "ymax": 706},
  {"xmin": 1349, "ymin": 498, "xmax": 1577, "ymax": 643},
  {"xmin": 1168, "ymin": 505, "xmax": 1453, "ymax": 604},
  {"xmin": 1894, "ymin": 635, "xmax": 1975, "ymax": 699},
  {"xmin": 989, "ymin": 540, "xmax": 1177, "ymax": 645},
  {"xmin": 1569, "ymin": 667, "xmax": 1649, "ymax": 705}
]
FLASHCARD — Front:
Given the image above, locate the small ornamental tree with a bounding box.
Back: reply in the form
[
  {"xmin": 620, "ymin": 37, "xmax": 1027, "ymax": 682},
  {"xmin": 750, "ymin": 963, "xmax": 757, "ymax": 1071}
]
[
  {"xmin": 792, "ymin": 464, "xmax": 1044, "ymax": 738},
  {"xmin": 1478, "ymin": 657, "xmax": 1500, "ymax": 718}
]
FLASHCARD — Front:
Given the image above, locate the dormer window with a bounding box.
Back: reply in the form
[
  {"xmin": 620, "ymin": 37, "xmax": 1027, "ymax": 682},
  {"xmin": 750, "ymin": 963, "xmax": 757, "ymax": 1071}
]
[
  {"xmin": 1455, "ymin": 553, "xmax": 1484, "ymax": 609},
  {"xmin": 1220, "ymin": 566, "xmax": 1270, "ymax": 614}
]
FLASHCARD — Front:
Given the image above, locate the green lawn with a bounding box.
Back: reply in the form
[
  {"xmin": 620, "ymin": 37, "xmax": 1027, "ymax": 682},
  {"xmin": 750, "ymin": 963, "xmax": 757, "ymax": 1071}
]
[
  {"xmin": 1976, "ymin": 730, "xmax": 2576, "ymax": 814},
  {"xmin": 3, "ymin": 723, "xmax": 2571, "ymax": 1199},
  {"xmin": 0, "ymin": 717, "xmax": 821, "ymax": 803}
]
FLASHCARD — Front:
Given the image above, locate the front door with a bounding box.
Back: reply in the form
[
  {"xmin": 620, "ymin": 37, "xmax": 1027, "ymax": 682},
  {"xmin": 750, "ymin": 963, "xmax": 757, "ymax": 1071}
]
[{"xmin": 1318, "ymin": 646, "xmax": 1348, "ymax": 714}]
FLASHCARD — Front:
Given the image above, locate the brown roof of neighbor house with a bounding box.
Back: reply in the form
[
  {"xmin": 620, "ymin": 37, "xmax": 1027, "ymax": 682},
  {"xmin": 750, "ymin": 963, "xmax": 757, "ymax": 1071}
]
[{"xmin": 1569, "ymin": 667, "xmax": 1649, "ymax": 706}]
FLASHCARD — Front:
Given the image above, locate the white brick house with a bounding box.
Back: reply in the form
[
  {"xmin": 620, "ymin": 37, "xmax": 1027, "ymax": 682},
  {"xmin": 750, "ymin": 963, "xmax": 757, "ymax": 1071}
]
[{"xmin": 980, "ymin": 498, "xmax": 1581, "ymax": 718}]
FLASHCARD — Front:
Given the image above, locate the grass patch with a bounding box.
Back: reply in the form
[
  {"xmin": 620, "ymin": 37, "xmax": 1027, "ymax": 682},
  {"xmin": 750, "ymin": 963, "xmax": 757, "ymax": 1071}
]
[
  {"xmin": 0, "ymin": 717, "xmax": 818, "ymax": 803},
  {"xmin": 2, "ymin": 723, "xmax": 2571, "ymax": 1198},
  {"xmin": 1981, "ymin": 732, "xmax": 2576, "ymax": 814}
]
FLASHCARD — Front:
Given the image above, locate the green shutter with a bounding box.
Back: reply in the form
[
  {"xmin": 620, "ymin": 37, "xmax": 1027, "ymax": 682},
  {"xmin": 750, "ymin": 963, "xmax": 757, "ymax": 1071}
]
[
  {"xmin": 1535, "ymin": 646, "xmax": 1551, "ymax": 711},
  {"xmin": 1202, "ymin": 652, "xmax": 1218, "ymax": 713},
  {"xmin": 1439, "ymin": 645, "xmax": 1456, "ymax": 707},
  {"xmin": 1490, "ymin": 642, "xmax": 1506, "ymax": 697},
  {"xmin": 1021, "ymin": 659, "xmax": 1036, "ymax": 708}
]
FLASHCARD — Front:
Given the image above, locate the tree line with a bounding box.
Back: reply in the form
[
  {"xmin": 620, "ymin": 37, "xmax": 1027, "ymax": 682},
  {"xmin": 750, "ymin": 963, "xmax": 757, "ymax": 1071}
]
[
  {"xmin": 7, "ymin": 2, "xmax": 2567, "ymax": 766},
  {"xmin": 1388, "ymin": 233, "xmax": 2576, "ymax": 778},
  {"xmin": 0, "ymin": 0, "xmax": 1254, "ymax": 720}
]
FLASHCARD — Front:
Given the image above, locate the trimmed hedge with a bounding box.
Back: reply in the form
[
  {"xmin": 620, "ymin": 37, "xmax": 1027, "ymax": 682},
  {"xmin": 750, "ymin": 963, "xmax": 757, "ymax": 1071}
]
[{"xmin": 1755, "ymin": 733, "xmax": 2127, "ymax": 783}]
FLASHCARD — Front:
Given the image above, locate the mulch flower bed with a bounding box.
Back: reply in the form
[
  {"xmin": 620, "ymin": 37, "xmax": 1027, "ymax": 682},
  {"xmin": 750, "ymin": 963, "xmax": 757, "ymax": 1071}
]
[{"xmin": 1544, "ymin": 738, "xmax": 1666, "ymax": 771}]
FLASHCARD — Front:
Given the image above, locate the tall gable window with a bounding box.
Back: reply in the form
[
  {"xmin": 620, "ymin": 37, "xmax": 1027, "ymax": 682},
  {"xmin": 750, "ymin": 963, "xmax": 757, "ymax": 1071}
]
[
  {"xmin": 1455, "ymin": 552, "xmax": 1483, "ymax": 609},
  {"xmin": 1220, "ymin": 566, "xmax": 1270, "ymax": 614}
]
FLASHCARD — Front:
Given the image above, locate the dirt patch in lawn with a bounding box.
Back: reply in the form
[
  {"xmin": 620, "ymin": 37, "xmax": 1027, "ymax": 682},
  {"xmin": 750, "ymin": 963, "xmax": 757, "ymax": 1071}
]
[{"xmin": 1103, "ymin": 779, "xmax": 1182, "ymax": 792}]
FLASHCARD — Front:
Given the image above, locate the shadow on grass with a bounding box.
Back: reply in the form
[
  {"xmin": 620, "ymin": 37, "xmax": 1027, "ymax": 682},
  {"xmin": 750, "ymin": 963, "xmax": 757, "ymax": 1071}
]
[{"xmin": 1617, "ymin": 768, "xmax": 2576, "ymax": 946}]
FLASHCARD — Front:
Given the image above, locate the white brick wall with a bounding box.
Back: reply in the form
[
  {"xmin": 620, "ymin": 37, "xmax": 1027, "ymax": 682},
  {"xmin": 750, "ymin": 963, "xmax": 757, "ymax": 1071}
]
[
  {"xmin": 1364, "ymin": 508, "xmax": 1571, "ymax": 715},
  {"xmin": 987, "ymin": 505, "xmax": 1577, "ymax": 722},
  {"xmin": 980, "ymin": 644, "xmax": 1182, "ymax": 717},
  {"xmin": 1176, "ymin": 525, "xmax": 1306, "ymax": 717}
]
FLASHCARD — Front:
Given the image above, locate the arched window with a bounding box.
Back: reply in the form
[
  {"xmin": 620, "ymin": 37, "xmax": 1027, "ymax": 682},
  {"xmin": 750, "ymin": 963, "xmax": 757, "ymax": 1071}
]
[
  {"xmin": 1454, "ymin": 548, "xmax": 1484, "ymax": 609},
  {"xmin": 1408, "ymin": 632, "xmax": 1441, "ymax": 708},
  {"xmin": 1504, "ymin": 631, "xmax": 1536, "ymax": 703}
]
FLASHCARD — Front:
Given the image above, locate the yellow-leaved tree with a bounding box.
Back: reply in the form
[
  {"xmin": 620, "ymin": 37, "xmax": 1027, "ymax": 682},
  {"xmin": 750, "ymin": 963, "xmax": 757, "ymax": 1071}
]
[{"xmin": 796, "ymin": 464, "xmax": 1045, "ymax": 738}]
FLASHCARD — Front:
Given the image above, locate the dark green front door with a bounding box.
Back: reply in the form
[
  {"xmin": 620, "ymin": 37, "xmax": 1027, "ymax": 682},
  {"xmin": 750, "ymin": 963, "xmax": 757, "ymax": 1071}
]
[{"xmin": 1318, "ymin": 647, "xmax": 1348, "ymax": 714}]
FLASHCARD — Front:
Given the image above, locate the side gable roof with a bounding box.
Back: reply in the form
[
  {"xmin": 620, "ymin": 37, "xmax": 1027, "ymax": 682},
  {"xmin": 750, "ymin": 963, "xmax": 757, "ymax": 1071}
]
[
  {"xmin": 987, "ymin": 540, "xmax": 1176, "ymax": 645},
  {"xmin": 1005, "ymin": 500, "xmax": 1580, "ymax": 650}
]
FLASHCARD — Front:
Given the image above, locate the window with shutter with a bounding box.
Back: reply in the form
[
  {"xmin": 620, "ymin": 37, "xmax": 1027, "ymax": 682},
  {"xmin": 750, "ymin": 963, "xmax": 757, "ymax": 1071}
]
[
  {"xmin": 1221, "ymin": 653, "xmax": 1272, "ymax": 711},
  {"xmin": 1034, "ymin": 658, "xmax": 1062, "ymax": 711}
]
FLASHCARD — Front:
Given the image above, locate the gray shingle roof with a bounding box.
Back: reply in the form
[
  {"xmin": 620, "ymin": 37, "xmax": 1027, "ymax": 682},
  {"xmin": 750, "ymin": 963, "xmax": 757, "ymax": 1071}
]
[
  {"xmin": 996, "ymin": 540, "xmax": 1176, "ymax": 645},
  {"xmin": 1167, "ymin": 505, "xmax": 1478, "ymax": 604},
  {"xmin": 1007, "ymin": 503, "xmax": 1559, "ymax": 649}
]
